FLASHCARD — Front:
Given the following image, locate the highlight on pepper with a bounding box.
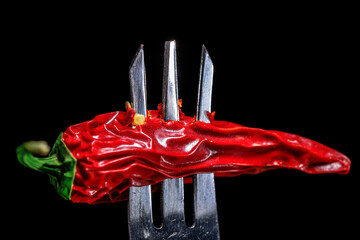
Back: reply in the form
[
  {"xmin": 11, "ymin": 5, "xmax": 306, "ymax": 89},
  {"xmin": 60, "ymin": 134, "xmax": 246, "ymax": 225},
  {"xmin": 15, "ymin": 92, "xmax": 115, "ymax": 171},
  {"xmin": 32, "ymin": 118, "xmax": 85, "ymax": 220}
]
[{"xmin": 16, "ymin": 102, "xmax": 351, "ymax": 204}]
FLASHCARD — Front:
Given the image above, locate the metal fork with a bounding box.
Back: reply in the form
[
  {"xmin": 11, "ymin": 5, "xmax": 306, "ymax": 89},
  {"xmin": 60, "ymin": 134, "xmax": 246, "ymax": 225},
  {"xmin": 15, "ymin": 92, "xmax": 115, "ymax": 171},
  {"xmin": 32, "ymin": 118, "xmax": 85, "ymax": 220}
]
[{"xmin": 128, "ymin": 41, "xmax": 220, "ymax": 239}]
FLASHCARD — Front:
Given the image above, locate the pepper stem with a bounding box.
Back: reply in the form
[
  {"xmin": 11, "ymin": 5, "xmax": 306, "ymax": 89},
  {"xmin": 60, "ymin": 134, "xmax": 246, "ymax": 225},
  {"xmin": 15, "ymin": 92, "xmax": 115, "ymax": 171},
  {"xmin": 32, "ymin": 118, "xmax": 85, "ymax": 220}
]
[
  {"xmin": 24, "ymin": 140, "xmax": 51, "ymax": 157},
  {"xmin": 16, "ymin": 133, "xmax": 77, "ymax": 201}
]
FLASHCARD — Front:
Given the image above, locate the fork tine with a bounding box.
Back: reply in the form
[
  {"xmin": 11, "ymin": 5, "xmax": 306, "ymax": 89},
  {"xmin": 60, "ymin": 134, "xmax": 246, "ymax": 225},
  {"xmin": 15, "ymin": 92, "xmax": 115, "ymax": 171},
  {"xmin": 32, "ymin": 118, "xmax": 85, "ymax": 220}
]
[
  {"xmin": 196, "ymin": 45, "xmax": 214, "ymax": 122},
  {"xmin": 161, "ymin": 41, "xmax": 186, "ymax": 226},
  {"xmin": 161, "ymin": 40, "xmax": 179, "ymax": 121},
  {"xmin": 129, "ymin": 44, "xmax": 147, "ymax": 116},
  {"xmin": 194, "ymin": 45, "xmax": 220, "ymax": 238},
  {"xmin": 162, "ymin": 178, "xmax": 186, "ymax": 225},
  {"xmin": 128, "ymin": 186, "xmax": 154, "ymax": 237},
  {"xmin": 128, "ymin": 45, "xmax": 154, "ymax": 238}
]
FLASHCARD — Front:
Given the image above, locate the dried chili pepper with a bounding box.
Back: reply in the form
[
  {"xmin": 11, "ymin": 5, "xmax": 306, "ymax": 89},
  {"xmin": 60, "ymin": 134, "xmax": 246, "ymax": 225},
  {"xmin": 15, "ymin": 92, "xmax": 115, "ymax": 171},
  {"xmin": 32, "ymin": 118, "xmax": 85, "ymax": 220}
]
[{"xmin": 16, "ymin": 103, "xmax": 350, "ymax": 204}]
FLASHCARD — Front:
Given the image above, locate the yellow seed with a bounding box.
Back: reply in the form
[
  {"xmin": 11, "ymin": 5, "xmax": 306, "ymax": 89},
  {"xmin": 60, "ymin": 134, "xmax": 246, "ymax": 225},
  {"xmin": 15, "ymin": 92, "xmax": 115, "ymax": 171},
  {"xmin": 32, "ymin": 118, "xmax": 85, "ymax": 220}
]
[
  {"xmin": 125, "ymin": 101, "xmax": 132, "ymax": 110},
  {"xmin": 132, "ymin": 113, "xmax": 146, "ymax": 126}
]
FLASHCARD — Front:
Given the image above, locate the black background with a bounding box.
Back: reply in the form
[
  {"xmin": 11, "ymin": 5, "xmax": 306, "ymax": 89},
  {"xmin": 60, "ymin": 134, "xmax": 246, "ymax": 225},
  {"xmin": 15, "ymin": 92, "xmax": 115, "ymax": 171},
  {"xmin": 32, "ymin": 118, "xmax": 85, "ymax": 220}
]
[{"xmin": 4, "ymin": 4, "xmax": 358, "ymax": 239}]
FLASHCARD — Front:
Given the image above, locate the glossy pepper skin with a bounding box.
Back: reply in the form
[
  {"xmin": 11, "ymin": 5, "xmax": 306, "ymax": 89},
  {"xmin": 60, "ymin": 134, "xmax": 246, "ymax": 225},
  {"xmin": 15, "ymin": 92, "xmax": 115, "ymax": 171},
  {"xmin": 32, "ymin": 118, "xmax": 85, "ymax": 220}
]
[{"xmin": 17, "ymin": 104, "xmax": 351, "ymax": 204}]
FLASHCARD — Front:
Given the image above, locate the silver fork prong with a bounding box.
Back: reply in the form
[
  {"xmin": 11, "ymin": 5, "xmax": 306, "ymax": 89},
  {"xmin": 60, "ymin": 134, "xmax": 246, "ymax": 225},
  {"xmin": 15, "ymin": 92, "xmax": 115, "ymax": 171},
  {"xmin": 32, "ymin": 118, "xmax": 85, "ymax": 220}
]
[
  {"xmin": 162, "ymin": 41, "xmax": 179, "ymax": 121},
  {"xmin": 196, "ymin": 44, "xmax": 214, "ymax": 122},
  {"xmin": 128, "ymin": 45, "xmax": 154, "ymax": 239},
  {"xmin": 129, "ymin": 44, "xmax": 147, "ymax": 116},
  {"xmin": 128, "ymin": 185, "xmax": 154, "ymax": 238},
  {"xmin": 194, "ymin": 45, "xmax": 220, "ymax": 238},
  {"xmin": 161, "ymin": 41, "xmax": 186, "ymax": 227}
]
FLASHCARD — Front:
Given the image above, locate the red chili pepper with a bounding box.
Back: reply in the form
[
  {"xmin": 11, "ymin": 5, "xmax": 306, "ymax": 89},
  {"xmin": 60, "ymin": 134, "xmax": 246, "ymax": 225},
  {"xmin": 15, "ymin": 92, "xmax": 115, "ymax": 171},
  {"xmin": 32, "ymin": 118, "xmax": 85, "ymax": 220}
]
[{"xmin": 17, "ymin": 103, "xmax": 350, "ymax": 204}]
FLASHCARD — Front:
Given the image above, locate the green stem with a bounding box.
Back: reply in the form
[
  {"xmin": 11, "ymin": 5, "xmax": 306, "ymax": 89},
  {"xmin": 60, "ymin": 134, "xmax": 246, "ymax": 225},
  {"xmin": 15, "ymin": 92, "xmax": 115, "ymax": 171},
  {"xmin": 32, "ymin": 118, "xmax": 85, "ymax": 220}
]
[{"xmin": 16, "ymin": 133, "xmax": 76, "ymax": 201}]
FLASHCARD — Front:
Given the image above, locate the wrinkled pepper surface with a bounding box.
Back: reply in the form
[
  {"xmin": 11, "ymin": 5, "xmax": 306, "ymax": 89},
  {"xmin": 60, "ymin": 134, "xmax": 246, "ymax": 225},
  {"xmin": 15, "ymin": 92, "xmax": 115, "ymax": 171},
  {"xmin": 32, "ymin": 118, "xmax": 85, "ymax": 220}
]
[{"xmin": 17, "ymin": 103, "xmax": 351, "ymax": 204}]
